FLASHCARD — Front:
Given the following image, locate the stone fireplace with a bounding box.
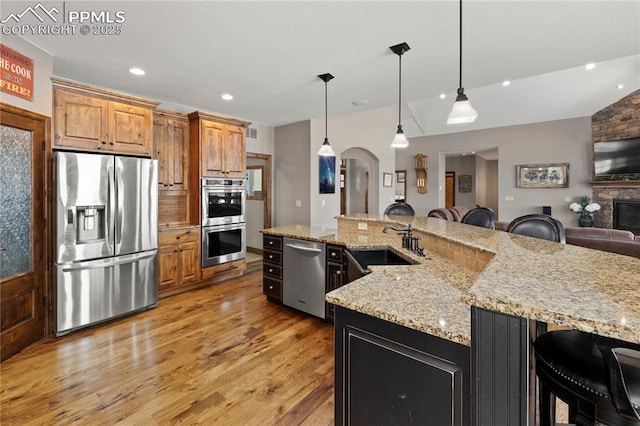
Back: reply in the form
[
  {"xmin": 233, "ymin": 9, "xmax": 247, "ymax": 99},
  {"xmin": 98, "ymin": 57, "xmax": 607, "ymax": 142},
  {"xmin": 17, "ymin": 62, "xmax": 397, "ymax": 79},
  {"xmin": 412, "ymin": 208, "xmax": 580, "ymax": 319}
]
[
  {"xmin": 613, "ymin": 199, "xmax": 640, "ymax": 234},
  {"xmin": 590, "ymin": 89, "xmax": 640, "ymax": 231}
]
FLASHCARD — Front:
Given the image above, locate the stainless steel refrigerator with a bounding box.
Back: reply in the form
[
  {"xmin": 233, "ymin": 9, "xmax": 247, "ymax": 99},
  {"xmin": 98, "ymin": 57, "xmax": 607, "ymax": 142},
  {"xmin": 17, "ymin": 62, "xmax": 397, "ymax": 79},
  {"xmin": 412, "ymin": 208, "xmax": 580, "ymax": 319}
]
[{"xmin": 54, "ymin": 151, "xmax": 158, "ymax": 336}]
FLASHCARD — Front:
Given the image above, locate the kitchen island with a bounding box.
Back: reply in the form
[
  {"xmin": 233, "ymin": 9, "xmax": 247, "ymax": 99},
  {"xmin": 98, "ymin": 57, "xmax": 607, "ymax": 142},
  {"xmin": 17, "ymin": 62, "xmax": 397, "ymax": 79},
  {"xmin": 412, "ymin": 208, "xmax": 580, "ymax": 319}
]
[{"xmin": 261, "ymin": 214, "xmax": 640, "ymax": 425}]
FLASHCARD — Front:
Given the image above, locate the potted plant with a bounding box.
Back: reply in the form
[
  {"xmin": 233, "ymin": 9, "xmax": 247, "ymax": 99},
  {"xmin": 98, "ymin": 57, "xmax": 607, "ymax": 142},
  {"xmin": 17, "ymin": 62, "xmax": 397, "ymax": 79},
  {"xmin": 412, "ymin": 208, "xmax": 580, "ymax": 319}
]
[{"xmin": 569, "ymin": 196, "xmax": 601, "ymax": 227}]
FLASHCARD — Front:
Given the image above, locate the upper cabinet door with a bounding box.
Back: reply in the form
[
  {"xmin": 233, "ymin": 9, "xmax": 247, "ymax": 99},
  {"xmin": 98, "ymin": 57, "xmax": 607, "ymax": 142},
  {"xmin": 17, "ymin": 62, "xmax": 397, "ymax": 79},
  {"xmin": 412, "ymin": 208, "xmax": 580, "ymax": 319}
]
[
  {"xmin": 153, "ymin": 115, "xmax": 189, "ymax": 191},
  {"xmin": 224, "ymin": 125, "xmax": 246, "ymax": 178},
  {"xmin": 108, "ymin": 102, "xmax": 152, "ymax": 156},
  {"xmin": 200, "ymin": 120, "xmax": 225, "ymax": 177},
  {"xmin": 54, "ymin": 90, "xmax": 107, "ymax": 151},
  {"xmin": 168, "ymin": 119, "xmax": 189, "ymax": 190}
]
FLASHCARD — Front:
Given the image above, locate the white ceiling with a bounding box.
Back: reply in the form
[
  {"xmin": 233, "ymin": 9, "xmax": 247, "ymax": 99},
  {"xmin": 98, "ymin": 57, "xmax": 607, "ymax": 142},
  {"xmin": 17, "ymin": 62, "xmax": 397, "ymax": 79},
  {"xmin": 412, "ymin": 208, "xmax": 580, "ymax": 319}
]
[{"xmin": 5, "ymin": 1, "xmax": 640, "ymax": 134}]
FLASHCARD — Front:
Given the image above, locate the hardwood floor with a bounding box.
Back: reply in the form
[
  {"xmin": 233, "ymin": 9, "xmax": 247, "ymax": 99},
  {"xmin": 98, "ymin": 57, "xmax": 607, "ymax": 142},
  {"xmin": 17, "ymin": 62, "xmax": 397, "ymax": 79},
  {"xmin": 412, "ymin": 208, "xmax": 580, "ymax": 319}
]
[{"xmin": 0, "ymin": 267, "xmax": 335, "ymax": 425}]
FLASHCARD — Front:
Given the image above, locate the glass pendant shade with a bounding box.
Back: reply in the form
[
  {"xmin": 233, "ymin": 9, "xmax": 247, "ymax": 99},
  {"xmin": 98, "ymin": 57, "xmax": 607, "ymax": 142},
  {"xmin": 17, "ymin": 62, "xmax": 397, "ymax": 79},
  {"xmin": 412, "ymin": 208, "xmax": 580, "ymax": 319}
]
[
  {"xmin": 318, "ymin": 138, "xmax": 335, "ymax": 156},
  {"xmin": 390, "ymin": 126, "xmax": 409, "ymax": 148},
  {"xmin": 447, "ymin": 92, "xmax": 478, "ymax": 124}
]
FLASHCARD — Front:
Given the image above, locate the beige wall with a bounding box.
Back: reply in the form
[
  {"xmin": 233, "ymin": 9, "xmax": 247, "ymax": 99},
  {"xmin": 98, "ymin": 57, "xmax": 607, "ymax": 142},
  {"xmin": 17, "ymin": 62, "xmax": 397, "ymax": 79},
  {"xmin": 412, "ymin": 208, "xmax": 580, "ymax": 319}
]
[
  {"xmin": 398, "ymin": 116, "xmax": 593, "ymax": 226},
  {"xmin": 274, "ymin": 120, "xmax": 311, "ymax": 227},
  {"xmin": 1, "ymin": 35, "xmax": 53, "ymax": 117}
]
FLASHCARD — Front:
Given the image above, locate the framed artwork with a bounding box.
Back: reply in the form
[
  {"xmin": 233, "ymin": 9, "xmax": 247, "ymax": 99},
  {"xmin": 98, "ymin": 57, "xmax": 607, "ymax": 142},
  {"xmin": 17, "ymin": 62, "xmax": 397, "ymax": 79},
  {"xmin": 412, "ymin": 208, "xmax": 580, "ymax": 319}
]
[
  {"xmin": 459, "ymin": 175, "xmax": 472, "ymax": 193},
  {"xmin": 516, "ymin": 163, "xmax": 569, "ymax": 188},
  {"xmin": 396, "ymin": 171, "xmax": 405, "ymax": 183},
  {"xmin": 319, "ymin": 156, "xmax": 336, "ymax": 193},
  {"xmin": 383, "ymin": 172, "xmax": 393, "ymax": 187}
]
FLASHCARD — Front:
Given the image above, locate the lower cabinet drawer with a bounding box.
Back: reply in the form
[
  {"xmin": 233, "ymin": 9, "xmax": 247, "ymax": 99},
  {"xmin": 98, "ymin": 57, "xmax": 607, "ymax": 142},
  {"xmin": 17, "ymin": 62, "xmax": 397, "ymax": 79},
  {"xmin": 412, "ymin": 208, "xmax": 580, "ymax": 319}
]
[
  {"xmin": 263, "ymin": 277, "xmax": 282, "ymax": 299},
  {"xmin": 263, "ymin": 263, "xmax": 282, "ymax": 279},
  {"xmin": 263, "ymin": 250, "xmax": 282, "ymax": 264}
]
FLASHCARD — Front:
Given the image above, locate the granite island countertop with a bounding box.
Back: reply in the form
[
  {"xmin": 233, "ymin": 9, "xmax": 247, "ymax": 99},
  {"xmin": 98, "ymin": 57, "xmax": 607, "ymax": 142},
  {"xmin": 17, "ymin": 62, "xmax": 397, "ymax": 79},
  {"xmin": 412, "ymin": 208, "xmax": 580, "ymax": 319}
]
[{"xmin": 262, "ymin": 214, "xmax": 640, "ymax": 345}]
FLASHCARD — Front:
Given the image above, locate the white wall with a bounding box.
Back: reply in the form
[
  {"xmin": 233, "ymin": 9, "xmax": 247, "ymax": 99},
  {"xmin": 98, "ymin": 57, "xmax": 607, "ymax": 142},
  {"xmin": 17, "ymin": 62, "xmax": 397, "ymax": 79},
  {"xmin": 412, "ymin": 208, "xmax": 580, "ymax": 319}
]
[{"xmin": 1, "ymin": 35, "xmax": 53, "ymax": 116}]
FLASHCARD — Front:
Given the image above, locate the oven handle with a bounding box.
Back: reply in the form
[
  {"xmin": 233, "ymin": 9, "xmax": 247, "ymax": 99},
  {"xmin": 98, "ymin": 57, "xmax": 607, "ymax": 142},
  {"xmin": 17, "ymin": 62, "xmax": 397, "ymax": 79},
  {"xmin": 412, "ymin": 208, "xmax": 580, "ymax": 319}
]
[{"xmin": 285, "ymin": 243, "xmax": 322, "ymax": 254}]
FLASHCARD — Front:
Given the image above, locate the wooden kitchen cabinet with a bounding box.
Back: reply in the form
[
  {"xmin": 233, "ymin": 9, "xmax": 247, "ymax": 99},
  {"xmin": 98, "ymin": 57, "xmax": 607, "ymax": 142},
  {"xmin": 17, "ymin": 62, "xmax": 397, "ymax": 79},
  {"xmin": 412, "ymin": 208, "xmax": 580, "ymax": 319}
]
[
  {"xmin": 158, "ymin": 228, "xmax": 200, "ymax": 293},
  {"xmin": 188, "ymin": 111, "xmax": 249, "ymax": 179},
  {"xmin": 154, "ymin": 110, "xmax": 190, "ymax": 225},
  {"xmin": 52, "ymin": 78, "xmax": 157, "ymax": 156}
]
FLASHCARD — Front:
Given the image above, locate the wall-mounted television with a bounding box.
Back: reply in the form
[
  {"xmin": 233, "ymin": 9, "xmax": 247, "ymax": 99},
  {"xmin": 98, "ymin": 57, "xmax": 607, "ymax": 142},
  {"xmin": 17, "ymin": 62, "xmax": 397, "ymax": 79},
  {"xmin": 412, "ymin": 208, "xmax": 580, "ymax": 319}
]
[{"xmin": 593, "ymin": 138, "xmax": 640, "ymax": 178}]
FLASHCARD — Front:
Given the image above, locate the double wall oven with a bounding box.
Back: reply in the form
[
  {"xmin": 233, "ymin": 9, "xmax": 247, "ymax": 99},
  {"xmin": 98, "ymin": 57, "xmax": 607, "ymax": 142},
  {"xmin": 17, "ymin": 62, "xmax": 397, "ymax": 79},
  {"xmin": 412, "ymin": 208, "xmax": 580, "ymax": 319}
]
[{"xmin": 201, "ymin": 178, "xmax": 246, "ymax": 267}]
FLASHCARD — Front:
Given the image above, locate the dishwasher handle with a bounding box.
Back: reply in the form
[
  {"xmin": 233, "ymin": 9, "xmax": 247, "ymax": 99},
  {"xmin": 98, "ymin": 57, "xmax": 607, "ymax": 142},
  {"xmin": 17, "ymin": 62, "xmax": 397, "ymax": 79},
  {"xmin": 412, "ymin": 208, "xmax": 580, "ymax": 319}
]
[{"xmin": 285, "ymin": 243, "xmax": 322, "ymax": 254}]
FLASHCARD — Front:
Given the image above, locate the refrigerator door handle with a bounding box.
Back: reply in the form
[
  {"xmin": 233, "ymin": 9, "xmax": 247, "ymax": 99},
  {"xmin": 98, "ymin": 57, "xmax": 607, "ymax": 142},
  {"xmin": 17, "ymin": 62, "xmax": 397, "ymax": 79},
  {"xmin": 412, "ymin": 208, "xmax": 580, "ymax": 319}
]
[
  {"xmin": 108, "ymin": 158, "xmax": 116, "ymax": 255},
  {"xmin": 115, "ymin": 164, "xmax": 124, "ymax": 247},
  {"xmin": 60, "ymin": 251, "xmax": 157, "ymax": 272}
]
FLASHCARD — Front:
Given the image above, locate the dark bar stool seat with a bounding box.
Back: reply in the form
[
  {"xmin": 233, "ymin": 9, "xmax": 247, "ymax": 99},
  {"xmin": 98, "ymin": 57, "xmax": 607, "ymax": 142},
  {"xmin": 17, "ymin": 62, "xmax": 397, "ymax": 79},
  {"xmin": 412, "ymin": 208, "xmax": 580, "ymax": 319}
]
[
  {"xmin": 535, "ymin": 330, "xmax": 640, "ymax": 425},
  {"xmin": 384, "ymin": 202, "xmax": 415, "ymax": 216}
]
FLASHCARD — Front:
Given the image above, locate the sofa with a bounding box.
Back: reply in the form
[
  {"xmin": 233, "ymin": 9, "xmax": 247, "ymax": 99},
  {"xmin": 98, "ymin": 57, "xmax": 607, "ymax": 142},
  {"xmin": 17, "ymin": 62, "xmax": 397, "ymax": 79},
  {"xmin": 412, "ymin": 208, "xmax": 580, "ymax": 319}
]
[{"xmin": 565, "ymin": 227, "xmax": 640, "ymax": 259}]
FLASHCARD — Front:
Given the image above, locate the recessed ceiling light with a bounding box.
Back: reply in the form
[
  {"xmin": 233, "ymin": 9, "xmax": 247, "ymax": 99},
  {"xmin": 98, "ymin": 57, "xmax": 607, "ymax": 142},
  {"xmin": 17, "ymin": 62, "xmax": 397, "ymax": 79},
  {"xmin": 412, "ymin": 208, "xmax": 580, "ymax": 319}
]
[
  {"xmin": 616, "ymin": 83, "xmax": 624, "ymax": 89},
  {"xmin": 502, "ymin": 80, "xmax": 511, "ymax": 87},
  {"xmin": 471, "ymin": 151, "xmax": 476, "ymax": 154},
  {"xmin": 128, "ymin": 67, "xmax": 145, "ymax": 76},
  {"xmin": 352, "ymin": 100, "xmax": 369, "ymax": 106},
  {"xmin": 439, "ymin": 94, "xmax": 446, "ymax": 99},
  {"xmin": 221, "ymin": 93, "xmax": 233, "ymax": 101},
  {"xmin": 585, "ymin": 63, "xmax": 596, "ymax": 70}
]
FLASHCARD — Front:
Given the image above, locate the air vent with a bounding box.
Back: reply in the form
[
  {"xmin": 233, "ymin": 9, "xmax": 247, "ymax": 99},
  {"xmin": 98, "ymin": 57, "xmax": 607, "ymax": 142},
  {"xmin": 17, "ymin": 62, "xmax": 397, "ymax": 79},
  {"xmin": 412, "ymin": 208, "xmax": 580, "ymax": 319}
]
[{"xmin": 246, "ymin": 127, "xmax": 257, "ymax": 139}]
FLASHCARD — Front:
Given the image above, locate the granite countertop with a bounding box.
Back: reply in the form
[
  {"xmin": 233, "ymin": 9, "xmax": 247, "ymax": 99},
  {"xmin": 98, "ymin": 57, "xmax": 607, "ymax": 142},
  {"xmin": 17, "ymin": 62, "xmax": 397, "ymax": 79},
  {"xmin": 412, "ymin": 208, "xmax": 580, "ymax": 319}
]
[{"xmin": 262, "ymin": 215, "xmax": 640, "ymax": 345}]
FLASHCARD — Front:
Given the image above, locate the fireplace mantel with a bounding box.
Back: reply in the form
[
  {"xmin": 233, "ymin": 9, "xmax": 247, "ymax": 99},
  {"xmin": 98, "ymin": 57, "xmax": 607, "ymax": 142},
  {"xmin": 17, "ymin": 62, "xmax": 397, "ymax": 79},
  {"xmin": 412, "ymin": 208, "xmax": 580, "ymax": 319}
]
[{"xmin": 591, "ymin": 180, "xmax": 640, "ymax": 189}]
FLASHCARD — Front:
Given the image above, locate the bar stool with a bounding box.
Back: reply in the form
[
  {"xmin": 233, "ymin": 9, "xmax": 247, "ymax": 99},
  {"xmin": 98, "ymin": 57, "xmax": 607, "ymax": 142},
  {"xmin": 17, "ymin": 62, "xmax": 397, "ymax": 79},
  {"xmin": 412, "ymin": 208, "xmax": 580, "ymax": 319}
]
[
  {"xmin": 461, "ymin": 207, "xmax": 495, "ymax": 229},
  {"xmin": 534, "ymin": 330, "xmax": 640, "ymax": 425}
]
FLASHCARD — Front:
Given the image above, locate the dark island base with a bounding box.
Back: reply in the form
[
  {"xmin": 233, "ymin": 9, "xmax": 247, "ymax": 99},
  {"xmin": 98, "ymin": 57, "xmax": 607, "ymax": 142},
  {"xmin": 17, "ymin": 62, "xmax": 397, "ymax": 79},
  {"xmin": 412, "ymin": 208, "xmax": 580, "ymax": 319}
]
[{"xmin": 334, "ymin": 306, "xmax": 471, "ymax": 425}]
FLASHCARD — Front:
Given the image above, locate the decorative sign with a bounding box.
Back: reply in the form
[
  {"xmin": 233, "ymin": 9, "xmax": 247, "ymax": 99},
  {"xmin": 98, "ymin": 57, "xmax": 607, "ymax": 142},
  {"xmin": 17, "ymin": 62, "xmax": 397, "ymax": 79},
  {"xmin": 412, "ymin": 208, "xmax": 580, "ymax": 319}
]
[
  {"xmin": 319, "ymin": 156, "xmax": 336, "ymax": 194},
  {"xmin": 0, "ymin": 44, "xmax": 34, "ymax": 100},
  {"xmin": 459, "ymin": 175, "xmax": 472, "ymax": 192}
]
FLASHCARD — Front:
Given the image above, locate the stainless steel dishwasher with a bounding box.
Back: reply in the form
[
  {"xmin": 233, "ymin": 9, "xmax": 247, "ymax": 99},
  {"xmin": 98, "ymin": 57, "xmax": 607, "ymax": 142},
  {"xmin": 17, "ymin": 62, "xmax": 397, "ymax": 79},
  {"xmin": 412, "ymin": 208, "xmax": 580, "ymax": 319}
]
[{"xmin": 283, "ymin": 237, "xmax": 326, "ymax": 319}]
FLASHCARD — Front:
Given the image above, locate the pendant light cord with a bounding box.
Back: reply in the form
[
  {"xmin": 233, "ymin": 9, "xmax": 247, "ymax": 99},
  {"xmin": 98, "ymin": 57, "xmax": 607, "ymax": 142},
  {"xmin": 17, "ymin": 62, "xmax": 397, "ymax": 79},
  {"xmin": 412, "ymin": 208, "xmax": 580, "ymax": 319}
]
[
  {"xmin": 458, "ymin": 0, "xmax": 463, "ymax": 89},
  {"xmin": 324, "ymin": 80, "xmax": 328, "ymax": 139},
  {"xmin": 398, "ymin": 53, "xmax": 402, "ymax": 126}
]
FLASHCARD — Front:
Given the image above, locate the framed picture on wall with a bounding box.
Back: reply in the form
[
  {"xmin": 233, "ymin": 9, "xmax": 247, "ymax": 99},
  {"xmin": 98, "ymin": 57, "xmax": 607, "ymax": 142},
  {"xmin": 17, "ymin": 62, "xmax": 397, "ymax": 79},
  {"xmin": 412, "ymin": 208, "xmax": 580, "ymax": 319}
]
[
  {"xmin": 383, "ymin": 172, "xmax": 393, "ymax": 187},
  {"xmin": 319, "ymin": 156, "xmax": 336, "ymax": 193},
  {"xmin": 516, "ymin": 163, "xmax": 569, "ymax": 188}
]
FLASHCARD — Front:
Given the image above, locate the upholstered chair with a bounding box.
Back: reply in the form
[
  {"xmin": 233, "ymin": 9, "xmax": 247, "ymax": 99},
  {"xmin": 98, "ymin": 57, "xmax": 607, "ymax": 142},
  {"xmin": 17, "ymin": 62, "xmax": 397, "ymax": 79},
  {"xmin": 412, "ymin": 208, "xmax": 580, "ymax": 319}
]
[
  {"xmin": 506, "ymin": 214, "xmax": 566, "ymax": 243},
  {"xmin": 427, "ymin": 208, "xmax": 454, "ymax": 221},
  {"xmin": 448, "ymin": 206, "xmax": 469, "ymax": 222},
  {"xmin": 384, "ymin": 202, "xmax": 415, "ymax": 216},
  {"xmin": 461, "ymin": 207, "xmax": 495, "ymax": 229},
  {"xmin": 535, "ymin": 330, "xmax": 640, "ymax": 425}
]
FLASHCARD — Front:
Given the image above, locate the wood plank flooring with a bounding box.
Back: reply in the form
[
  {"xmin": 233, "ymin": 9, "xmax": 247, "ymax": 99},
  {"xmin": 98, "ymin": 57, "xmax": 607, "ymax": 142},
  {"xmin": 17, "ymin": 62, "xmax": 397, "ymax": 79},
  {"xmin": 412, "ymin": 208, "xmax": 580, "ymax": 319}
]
[{"xmin": 0, "ymin": 266, "xmax": 335, "ymax": 425}]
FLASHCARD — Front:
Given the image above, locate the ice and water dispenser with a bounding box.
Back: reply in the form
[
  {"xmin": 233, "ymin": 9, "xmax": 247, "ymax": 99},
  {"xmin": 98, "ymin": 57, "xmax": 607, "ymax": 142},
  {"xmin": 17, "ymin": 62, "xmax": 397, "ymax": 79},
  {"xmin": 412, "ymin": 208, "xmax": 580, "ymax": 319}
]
[{"xmin": 70, "ymin": 205, "xmax": 106, "ymax": 243}]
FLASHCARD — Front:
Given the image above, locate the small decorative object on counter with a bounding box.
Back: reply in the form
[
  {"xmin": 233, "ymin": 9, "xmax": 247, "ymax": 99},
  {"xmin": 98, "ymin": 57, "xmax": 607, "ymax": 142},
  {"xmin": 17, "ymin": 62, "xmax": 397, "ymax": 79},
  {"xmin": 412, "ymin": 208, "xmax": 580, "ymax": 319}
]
[{"xmin": 569, "ymin": 195, "xmax": 601, "ymax": 227}]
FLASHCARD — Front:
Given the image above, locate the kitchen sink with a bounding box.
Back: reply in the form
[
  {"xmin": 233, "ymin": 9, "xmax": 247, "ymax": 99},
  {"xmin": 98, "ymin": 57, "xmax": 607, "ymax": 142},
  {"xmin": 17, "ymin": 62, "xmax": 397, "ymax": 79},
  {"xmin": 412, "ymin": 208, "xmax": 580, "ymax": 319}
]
[
  {"xmin": 344, "ymin": 248, "xmax": 413, "ymax": 281},
  {"xmin": 346, "ymin": 248, "xmax": 413, "ymax": 267}
]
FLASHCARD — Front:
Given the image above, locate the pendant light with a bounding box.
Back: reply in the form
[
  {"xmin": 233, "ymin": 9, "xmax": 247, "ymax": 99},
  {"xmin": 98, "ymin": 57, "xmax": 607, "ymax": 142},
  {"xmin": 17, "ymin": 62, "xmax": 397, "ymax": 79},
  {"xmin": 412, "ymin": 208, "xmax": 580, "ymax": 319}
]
[
  {"xmin": 317, "ymin": 73, "xmax": 336, "ymax": 157},
  {"xmin": 447, "ymin": 0, "xmax": 478, "ymax": 124},
  {"xmin": 389, "ymin": 42, "xmax": 410, "ymax": 148}
]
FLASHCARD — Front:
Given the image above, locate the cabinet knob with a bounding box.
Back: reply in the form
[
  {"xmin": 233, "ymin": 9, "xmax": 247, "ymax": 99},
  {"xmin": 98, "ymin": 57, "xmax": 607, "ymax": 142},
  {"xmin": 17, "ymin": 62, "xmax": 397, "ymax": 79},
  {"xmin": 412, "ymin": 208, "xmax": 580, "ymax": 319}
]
[
  {"xmin": 268, "ymin": 268, "xmax": 273, "ymax": 273},
  {"xmin": 269, "ymin": 285, "xmax": 273, "ymax": 290},
  {"xmin": 336, "ymin": 271, "xmax": 341, "ymax": 275},
  {"xmin": 331, "ymin": 252, "xmax": 336, "ymax": 257},
  {"xmin": 269, "ymin": 241, "xmax": 273, "ymax": 245},
  {"xmin": 268, "ymin": 254, "xmax": 273, "ymax": 259}
]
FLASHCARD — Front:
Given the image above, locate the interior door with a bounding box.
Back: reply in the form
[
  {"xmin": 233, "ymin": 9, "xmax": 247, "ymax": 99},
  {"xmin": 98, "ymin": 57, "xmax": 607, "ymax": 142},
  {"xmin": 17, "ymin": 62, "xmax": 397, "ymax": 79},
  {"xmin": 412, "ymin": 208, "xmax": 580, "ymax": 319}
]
[
  {"xmin": 0, "ymin": 104, "xmax": 48, "ymax": 361},
  {"xmin": 445, "ymin": 171, "xmax": 455, "ymax": 209}
]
